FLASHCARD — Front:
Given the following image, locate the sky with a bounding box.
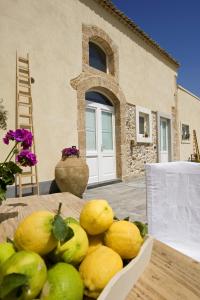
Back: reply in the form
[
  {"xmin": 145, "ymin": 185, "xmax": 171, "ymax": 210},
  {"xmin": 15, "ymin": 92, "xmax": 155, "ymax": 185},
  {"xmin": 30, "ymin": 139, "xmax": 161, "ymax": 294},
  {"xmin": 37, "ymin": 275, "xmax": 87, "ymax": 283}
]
[{"xmin": 112, "ymin": 0, "xmax": 200, "ymax": 97}]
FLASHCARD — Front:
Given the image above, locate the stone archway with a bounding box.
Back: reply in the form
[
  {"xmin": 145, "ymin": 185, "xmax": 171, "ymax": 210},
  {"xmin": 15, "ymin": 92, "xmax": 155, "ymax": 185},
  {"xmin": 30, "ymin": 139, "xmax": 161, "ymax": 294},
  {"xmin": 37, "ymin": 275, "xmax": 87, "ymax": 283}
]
[{"xmin": 71, "ymin": 75, "xmax": 127, "ymax": 180}]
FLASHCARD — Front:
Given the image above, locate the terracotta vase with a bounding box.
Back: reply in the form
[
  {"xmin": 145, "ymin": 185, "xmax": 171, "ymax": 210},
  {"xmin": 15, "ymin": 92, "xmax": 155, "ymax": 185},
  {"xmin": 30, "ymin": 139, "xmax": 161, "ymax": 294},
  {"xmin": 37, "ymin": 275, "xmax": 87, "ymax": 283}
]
[{"xmin": 55, "ymin": 156, "xmax": 89, "ymax": 198}]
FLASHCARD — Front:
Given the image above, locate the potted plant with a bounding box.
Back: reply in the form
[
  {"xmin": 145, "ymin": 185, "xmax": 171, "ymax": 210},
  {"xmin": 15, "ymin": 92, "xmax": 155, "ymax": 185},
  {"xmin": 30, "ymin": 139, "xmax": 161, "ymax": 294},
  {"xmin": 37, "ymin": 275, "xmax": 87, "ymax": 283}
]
[{"xmin": 55, "ymin": 146, "xmax": 89, "ymax": 198}]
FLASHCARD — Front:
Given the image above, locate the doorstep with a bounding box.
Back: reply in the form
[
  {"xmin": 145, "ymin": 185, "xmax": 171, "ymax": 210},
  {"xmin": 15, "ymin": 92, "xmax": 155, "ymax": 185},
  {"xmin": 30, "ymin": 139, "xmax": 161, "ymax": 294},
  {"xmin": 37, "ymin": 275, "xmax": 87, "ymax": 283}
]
[{"xmin": 87, "ymin": 179, "xmax": 122, "ymax": 189}]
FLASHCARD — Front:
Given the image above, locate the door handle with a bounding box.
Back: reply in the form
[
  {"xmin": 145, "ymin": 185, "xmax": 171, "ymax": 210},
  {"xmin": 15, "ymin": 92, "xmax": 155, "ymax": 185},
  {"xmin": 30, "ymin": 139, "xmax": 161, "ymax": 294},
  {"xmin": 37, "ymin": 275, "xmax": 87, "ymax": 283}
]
[{"xmin": 101, "ymin": 145, "xmax": 104, "ymax": 151}]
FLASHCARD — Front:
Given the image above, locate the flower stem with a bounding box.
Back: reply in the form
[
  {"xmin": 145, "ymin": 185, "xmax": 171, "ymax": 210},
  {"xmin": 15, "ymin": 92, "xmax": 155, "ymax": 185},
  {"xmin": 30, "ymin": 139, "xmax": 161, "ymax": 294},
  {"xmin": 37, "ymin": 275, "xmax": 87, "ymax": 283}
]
[{"xmin": 1, "ymin": 142, "xmax": 18, "ymax": 166}]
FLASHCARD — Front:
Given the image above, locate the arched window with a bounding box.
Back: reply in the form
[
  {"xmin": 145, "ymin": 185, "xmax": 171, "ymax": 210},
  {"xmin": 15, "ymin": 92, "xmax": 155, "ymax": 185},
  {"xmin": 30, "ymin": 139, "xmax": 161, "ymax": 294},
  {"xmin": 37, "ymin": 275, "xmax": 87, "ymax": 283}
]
[
  {"xmin": 89, "ymin": 42, "xmax": 107, "ymax": 73},
  {"xmin": 85, "ymin": 91, "xmax": 113, "ymax": 106}
]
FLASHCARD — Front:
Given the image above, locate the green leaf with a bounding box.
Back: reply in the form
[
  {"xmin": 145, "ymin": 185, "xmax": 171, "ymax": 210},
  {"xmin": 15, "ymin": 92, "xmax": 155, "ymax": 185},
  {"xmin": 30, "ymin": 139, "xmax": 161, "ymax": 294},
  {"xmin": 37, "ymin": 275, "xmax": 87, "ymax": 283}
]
[
  {"xmin": 52, "ymin": 215, "xmax": 74, "ymax": 242},
  {"xmin": 6, "ymin": 161, "xmax": 22, "ymax": 175},
  {"xmin": 0, "ymin": 273, "xmax": 28, "ymax": 299},
  {"xmin": 123, "ymin": 216, "xmax": 130, "ymax": 221},
  {"xmin": 133, "ymin": 221, "xmax": 148, "ymax": 238}
]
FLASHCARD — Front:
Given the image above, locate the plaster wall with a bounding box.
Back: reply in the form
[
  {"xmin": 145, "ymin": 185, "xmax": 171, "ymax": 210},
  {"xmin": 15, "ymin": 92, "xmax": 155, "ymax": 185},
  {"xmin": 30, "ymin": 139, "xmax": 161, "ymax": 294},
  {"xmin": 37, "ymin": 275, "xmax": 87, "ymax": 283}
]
[
  {"xmin": 0, "ymin": 0, "xmax": 177, "ymax": 182},
  {"xmin": 178, "ymin": 86, "xmax": 200, "ymax": 160}
]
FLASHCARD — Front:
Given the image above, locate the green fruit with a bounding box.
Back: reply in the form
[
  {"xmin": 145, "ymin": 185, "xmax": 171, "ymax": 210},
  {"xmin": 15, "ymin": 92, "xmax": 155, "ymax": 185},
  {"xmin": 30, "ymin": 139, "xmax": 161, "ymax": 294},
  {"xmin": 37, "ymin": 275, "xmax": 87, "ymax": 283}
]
[
  {"xmin": 54, "ymin": 222, "xmax": 88, "ymax": 265},
  {"xmin": 0, "ymin": 242, "xmax": 15, "ymax": 266},
  {"xmin": 0, "ymin": 251, "xmax": 47, "ymax": 300},
  {"xmin": 40, "ymin": 262, "xmax": 84, "ymax": 300}
]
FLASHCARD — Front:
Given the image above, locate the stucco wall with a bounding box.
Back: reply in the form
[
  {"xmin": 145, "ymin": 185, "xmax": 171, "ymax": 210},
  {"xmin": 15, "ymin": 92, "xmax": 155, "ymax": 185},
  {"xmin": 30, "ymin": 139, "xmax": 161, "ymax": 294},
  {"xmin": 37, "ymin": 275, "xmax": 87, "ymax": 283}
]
[
  {"xmin": 178, "ymin": 86, "xmax": 200, "ymax": 160},
  {"xmin": 0, "ymin": 0, "xmax": 177, "ymax": 182}
]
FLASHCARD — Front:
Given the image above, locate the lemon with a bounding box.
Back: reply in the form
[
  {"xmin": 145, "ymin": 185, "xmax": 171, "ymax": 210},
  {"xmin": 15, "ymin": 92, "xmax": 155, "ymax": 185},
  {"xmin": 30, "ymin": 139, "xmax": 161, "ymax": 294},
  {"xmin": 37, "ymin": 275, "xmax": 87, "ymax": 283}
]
[
  {"xmin": 80, "ymin": 199, "xmax": 114, "ymax": 235},
  {"xmin": 0, "ymin": 242, "xmax": 15, "ymax": 266},
  {"xmin": 14, "ymin": 211, "xmax": 57, "ymax": 256},
  {"xmin": 0, "ymin": 250, "xmax": 47, "ymax": 300},
  {"xmin": 87, "ymin": 234, "xmax": 104, "ymax": 255},
  {"xmin": 54, "ymin": 222, "xmax": 88, "ymax": 265},
  {"xmin": 40, "ymin": 262, "xmax": 84, "ymax": 300},
  {"xmin": 104, "ymin": 220, "xmax": 143, "ymax": 259},
  {"xmin": 79, "ymin": 245, "xmax": 123, "ymax": 298}
]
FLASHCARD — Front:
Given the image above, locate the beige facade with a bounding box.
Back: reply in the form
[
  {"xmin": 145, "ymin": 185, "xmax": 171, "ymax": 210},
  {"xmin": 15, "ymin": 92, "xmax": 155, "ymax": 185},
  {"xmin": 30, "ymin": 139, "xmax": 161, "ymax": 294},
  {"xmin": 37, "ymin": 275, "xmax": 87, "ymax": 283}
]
[
  {"xmin": 178, "ymin": 86, "xmax": 200, "ymax": 160},
  {"xmin": 0, "ymin": 0, "xmax": 199, "ymax": 191}
]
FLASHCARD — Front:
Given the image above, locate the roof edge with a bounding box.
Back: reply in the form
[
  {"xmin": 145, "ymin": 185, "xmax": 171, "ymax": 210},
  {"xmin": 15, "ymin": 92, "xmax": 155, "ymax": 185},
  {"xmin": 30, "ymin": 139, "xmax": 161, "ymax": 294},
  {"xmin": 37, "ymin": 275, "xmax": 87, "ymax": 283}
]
[
  {"xmin": 178, "ymin": 85, "xmax": 200, "ymax": 101},
  {"xmin": 95, "ymin": 0, "xmax": 180, "ymax": 68}
]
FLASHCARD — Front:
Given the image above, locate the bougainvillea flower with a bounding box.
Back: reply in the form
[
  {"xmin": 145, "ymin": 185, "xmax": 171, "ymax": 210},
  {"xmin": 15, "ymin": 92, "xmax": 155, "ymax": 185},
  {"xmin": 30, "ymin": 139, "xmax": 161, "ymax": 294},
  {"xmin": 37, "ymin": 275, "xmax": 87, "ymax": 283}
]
[{"xmin": 16, "ymin": 150, "xmax": 37, "ymax": 167}]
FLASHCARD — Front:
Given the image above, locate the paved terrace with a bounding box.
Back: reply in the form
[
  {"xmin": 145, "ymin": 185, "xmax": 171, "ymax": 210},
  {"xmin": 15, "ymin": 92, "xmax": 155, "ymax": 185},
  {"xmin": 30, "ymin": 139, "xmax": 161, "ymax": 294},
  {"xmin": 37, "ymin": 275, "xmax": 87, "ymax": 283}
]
[{"xmin": 83, "ymin": 177, "xmax": 146, "ymax": 222}]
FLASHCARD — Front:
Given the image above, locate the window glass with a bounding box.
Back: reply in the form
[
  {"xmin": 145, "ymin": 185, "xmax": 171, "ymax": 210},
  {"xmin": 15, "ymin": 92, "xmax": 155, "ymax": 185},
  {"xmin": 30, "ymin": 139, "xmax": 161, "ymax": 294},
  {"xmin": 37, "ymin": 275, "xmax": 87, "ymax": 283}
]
[
  {"xmin": 89, "ymin": 42, "xmax": 107, "ymax": 72},
  {"xmin": 102, "ymin": 111, "xmax": 113, "ymax": 150},
  {"xmin": 182, "ymin": 124, "xmax": 190, "ymax": 141},
  {"xmin": 85, "ymin": 91, "xmax": 113, "ymax": 106},
  {"xmin": 139, "ymin": 116, "xmax": 145, "ymax": 134},
  {"xmin": 139, "ymin": 113, "xmax": 149, "ymax": 137},
  {"xmin": 86, "ymin": 108, "xmax": 96, "ymax": 150},
  {"xmin": 161, "ymin": 120, "xmax": 167, "ymax": 151}
]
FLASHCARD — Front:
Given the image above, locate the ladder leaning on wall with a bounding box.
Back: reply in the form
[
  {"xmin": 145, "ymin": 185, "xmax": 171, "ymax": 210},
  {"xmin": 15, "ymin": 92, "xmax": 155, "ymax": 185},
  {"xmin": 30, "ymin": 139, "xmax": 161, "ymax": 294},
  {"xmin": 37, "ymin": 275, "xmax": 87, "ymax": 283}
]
[
  {"xmin": 191, "ymin": 129, "xmax": 200, "ymax": 162},
  {"xmin": 15, "ymin": 52, "xmax": 39, "ymax": 197}
]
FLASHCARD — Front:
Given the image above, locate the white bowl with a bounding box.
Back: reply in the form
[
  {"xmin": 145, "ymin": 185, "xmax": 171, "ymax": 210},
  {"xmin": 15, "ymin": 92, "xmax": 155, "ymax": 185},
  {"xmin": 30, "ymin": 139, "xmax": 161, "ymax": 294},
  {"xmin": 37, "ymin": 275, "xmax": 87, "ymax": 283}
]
[{"xmin": 98, "ymin": 235, "xmax": 154, "ymax": 300}]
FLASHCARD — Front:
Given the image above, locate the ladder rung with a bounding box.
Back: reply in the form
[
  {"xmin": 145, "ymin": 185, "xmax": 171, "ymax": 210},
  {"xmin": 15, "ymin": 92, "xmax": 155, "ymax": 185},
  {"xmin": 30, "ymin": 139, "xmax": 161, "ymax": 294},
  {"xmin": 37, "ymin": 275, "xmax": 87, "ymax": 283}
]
[
  {"xmin": 19, "ymin": 79, "xmax": 29, "ymax": 84},
  {"xmin": 19, "ymin": 113, "xmax": 31, "ymax": 118},
  {"xmin": 18, "ymin": 183, "xmax": 38, "ymax": 189},
  {"xmin": 21, "ymin": 172, "xmax": 35, "ymax": 177},
  {"xmin": 18, "ymin": 57, "xmax": 28, "ymax": 64},
  {"xmin": 19, "ymin": 68, "xmax": 29, "ymax": 74},
  {"xmin": 18, "ymin": 74, "xmax": 29, "ymax": 79},
  {"xmin": 20, "ymin": 124, "xmax": 32, "ymax": 128},
  {"xmin": 19, "ymin": 91, "xmax": 31, "ymax": 96},
  {"xmin": 19, "ymin": 83, "xmax": 30, "ymax": 88},
  {"xmin": 18, "ymin": 101, "xmax": 31, "ymax": 106}
]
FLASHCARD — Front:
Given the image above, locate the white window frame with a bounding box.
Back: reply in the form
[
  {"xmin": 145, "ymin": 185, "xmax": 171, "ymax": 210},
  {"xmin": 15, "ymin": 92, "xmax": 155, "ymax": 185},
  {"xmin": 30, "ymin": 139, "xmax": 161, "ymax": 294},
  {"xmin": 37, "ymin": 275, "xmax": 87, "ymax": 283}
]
[{"xmin": 136, "ymin": 106, "xmax": 152, "ymax": 143}]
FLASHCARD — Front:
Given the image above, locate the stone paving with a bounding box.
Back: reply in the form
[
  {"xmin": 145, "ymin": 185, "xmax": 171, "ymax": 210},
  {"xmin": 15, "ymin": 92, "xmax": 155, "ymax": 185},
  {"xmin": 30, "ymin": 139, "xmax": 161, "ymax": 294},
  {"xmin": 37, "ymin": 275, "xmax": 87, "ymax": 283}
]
[{"xmin": 83, "ymin": 176, "xmax": 146, "ymax": 222}]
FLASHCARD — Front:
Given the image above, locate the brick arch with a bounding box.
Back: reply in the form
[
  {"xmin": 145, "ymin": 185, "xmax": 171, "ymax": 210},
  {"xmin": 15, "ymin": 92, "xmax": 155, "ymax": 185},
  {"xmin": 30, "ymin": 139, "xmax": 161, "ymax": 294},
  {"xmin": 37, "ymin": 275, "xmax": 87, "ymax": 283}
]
[
  {"xmin": 82, "ymin": 24, "xmax": 119, "ymax": 79},
  {"xmin": 71, "ymin": 75, "xmax": 126, "ymax": 180}
]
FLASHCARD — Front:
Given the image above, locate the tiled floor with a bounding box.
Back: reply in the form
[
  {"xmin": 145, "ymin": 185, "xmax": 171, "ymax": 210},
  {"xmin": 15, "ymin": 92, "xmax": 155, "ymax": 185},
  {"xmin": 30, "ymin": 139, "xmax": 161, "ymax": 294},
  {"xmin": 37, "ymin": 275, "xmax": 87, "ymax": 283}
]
[{"xmin": 83, "ymin": 177, "xmax": 146, "ymax": 222}]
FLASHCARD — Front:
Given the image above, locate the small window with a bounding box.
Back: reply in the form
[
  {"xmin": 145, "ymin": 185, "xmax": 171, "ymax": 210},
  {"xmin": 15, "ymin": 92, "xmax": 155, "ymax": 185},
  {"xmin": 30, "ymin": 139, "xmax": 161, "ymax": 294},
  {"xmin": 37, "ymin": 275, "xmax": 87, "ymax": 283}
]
[
  {"xmin": 181, "ymin": 123, "xmax": 190, "ymax": 143},
  {"xmin": 85, "ymin": 91, "xmax": 113, "ymax": 106},
  {"xmin": 89, "ymin": 42, "xmax": 107, "ymax": 72},
  {"xmin": 136, "ymin": 106, "xmax": 152, "ymax": 143}
]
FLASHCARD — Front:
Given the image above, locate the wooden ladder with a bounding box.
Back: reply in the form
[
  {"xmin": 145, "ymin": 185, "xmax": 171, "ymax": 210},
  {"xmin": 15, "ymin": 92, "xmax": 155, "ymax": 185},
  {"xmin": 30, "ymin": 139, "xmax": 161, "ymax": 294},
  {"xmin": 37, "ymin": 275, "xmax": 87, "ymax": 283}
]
[
  {"xmin": 15, "ymin": 53, "xmax": 39, "ymax": 197},
  {"xmin": 192, "ymin": 130, "xmax": 200, "ymax": 161}
]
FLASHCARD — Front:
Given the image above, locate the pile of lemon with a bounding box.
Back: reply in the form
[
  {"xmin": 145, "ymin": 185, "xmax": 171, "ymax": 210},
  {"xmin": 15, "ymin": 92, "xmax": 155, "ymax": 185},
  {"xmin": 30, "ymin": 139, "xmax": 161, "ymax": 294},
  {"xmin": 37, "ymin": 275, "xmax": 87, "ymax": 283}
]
[{"xmin": 0, "ymin": 199, "xmax": 144, "ymax": 300}]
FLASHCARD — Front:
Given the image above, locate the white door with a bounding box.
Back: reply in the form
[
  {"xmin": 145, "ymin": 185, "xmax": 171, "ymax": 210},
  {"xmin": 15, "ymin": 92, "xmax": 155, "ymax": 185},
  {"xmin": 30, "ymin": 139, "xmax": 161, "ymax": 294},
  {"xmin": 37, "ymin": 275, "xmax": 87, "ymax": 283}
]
[
  {"xmin": 160, "ymin": 118, "xmax": 169, "ymax": 162},
  {"xmin": 86, "ymin": 101, "xmax": 116, "ymax": 184}
]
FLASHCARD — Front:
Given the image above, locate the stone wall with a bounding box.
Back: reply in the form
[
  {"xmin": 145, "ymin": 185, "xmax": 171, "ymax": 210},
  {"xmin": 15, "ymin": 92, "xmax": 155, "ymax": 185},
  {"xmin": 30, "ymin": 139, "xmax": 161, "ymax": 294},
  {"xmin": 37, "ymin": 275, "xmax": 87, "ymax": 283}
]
[{"xmin": 125, "ymin": 103, "xmax": 158, "ymax": 177}]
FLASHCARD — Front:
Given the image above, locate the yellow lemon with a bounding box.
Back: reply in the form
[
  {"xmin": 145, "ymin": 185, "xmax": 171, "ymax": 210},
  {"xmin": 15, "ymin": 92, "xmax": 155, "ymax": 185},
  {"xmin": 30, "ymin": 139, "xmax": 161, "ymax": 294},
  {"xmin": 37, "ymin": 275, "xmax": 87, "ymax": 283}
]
[
  {"xmin": 87, "ymin": 234, "xmax": 104, "ymax": 255},
  {"xmin": 0, "ymin": 242, "xmax": 15, "ymax": 266},
  {"xmin": 104, "ymin": 220, "xmax": 143, "ymax": 259},
  {"xmin": 54, "ymin": 222, "xmax": 89, "ymax": 265},
  {"xmin": 79, "ymin": 245, "xmax": 123, "ymax": 299},
  {"xmin": 80, "ymin": 199, "xmax": 114, "ymax": 235},
  {"xmin": 14, "ymin": 211, "xmax": 57, "ymax": 256}
]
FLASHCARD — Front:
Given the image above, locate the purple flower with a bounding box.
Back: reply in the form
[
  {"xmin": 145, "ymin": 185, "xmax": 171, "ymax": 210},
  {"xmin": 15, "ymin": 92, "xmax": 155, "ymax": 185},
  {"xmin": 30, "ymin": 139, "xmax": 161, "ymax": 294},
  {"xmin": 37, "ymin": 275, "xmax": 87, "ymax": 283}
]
[
  {"xmin": 16, "ymin": 150, "xmax": 37, "ymax": 167},
  {"xmin": 62, "ymin": 146, "xmax": 79, "ymax": 158},
  {"xmin": 14, "ymin": 129, "xmax": 33, "ymax": 149},
  {"xmin": 3, "ymin": 130, "xmax": 15, "ymax": 145},
  {"xmin": 3, "ymin": 129, "xmax": 33, "ymax": 149}
]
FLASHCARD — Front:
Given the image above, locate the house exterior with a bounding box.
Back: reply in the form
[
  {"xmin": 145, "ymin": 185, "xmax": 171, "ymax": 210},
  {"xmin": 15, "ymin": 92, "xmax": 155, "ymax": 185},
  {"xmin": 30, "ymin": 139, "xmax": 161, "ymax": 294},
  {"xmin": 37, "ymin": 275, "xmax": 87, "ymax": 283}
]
[{"xmin": 0, "ymin": 0, "xmax": 200, "ymax": 194}]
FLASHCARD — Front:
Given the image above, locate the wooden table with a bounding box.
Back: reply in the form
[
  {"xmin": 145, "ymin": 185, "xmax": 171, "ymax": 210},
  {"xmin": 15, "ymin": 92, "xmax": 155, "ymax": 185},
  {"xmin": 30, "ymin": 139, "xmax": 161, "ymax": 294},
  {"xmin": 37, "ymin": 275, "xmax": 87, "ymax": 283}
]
[{"xmin": 0, "ymin": 193, "xmax": 200, "ymax": 300}]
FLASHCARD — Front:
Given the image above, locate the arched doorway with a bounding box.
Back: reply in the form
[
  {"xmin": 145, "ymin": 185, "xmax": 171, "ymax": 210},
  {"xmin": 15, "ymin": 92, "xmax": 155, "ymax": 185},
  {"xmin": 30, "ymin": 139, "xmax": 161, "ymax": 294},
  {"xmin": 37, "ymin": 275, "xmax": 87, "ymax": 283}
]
[{"xmin": 85, "ymin": 91, "xmax": 116, "ymax": 183}]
